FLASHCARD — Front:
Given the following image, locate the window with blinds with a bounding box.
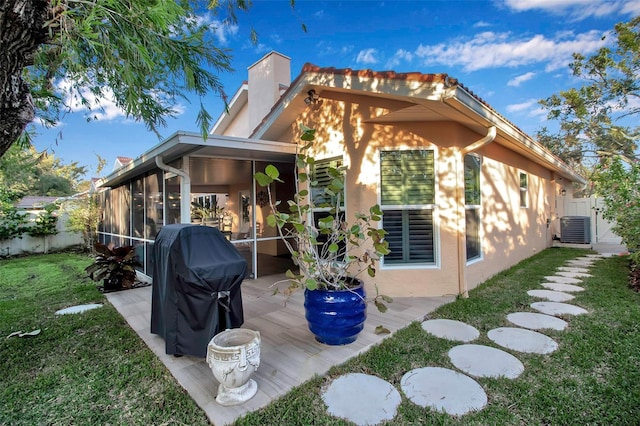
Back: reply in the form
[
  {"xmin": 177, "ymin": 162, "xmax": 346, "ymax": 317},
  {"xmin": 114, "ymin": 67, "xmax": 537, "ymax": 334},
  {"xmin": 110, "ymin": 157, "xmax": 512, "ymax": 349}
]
[
  {"xmin": 311, "ymin": 157, "xmax": 344, "ymax": 208},
  {"xmin": 311, "ymin": 157, "xmax": 345, "ymax": 258},
  {"xmin": 465, "ymin": 154, "xmax": 482, "ymax": 261},
  {"xmin": 380, "ymin": 150, "xmax": 436, "ymax": 265}
]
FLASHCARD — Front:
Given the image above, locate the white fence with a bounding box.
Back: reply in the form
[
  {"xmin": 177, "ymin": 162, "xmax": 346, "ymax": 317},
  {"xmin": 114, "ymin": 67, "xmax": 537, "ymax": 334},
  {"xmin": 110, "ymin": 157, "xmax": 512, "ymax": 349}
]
[
  {"xmin": 563, "ymin": 196, "xmax": 622, "ymax": 244},
  {"xmin": 0, "ymin": 212, "xmax": 84, "ymax": 257}
]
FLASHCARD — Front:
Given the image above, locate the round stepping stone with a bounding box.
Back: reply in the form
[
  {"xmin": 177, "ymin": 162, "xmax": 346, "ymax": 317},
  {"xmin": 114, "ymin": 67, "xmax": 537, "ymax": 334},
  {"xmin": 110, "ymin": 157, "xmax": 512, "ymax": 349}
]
[
  {"xmin": 421, "ymin": 319, "xmax": 480, "ymax": 342},
  {"xmin": 401, "ymin": 367, "xmax": 487, "ymax": 416},
  {"xmin": 531, "ymin": 301, "xmax": 588, "ymax": 316},
  {"xmin": 557, "ymin": 266, "xmax": 590, "ymax": 274},
  {"xmin": 565, "ymin": 261, "xmax": 594, "ymax": 267},
  {"xmin": 448, "ymin": 344, "xmax": 524, "ymax": 379},
  {"xmin": 555, "ymin": 271, "xmax": 592, "ymax": 278},
  {"xmin": 541, "ymin": 282, "xmax": 585, "ymax": 293},
  {"xmin": 323, "ymin": 373, "xmax": 401, "ymax": 425},
  {"xmin": 527, "ymin": 289, "xmax": 575, "ymax": 302},
  {"xmin": 507, "ymin": 312, "xmax": 568, "ymax": 331},
  {"xmin": 55, "ymin": 303, "xmax": 103, "ymax": 315},
  {"xmin": 544, "ymin": 276, "xmax": 583, "ymax": 284},
  {"xmin": 487, "ymin": 327, "xmax": 558, "ymax": 354}
]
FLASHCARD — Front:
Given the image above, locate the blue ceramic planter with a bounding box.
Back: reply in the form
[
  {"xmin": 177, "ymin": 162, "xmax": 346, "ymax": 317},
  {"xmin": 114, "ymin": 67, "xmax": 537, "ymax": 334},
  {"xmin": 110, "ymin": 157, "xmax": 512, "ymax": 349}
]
[{"xmin": 304, "ymin": 280, "xmax": 367, "ymax": 345}]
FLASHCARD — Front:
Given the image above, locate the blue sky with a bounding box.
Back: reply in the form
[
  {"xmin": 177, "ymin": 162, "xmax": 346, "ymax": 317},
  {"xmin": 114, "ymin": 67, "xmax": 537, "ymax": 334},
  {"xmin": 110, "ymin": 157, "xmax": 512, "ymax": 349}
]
[{"xmin": 31, "ymin": 0, "xmax": 640, "ymax": 178}]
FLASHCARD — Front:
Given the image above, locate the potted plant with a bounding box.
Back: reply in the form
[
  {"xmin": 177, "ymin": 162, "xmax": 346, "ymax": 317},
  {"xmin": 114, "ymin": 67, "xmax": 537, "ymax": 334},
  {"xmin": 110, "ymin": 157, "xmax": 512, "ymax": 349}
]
[
  {"xmin": 85, "ymin": 242, "xmax": 143, "ymax": 292},
  {"xmin": 255, "ymin": 125, "xmax": 391, "ymax": 345}
]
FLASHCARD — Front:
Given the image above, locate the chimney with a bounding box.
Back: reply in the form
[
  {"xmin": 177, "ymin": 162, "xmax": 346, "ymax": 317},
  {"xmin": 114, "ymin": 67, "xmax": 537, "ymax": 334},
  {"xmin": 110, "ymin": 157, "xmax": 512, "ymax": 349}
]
[{"xmin": 247, "ymin": 51, "xmax": 291, "ymax": 132}]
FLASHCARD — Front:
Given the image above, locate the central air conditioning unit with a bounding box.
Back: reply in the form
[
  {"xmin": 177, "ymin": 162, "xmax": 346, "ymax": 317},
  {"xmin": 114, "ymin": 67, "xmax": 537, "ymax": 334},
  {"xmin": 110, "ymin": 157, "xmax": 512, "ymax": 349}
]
[{"xmin": 560, "ymin": 216, "xmax": 591, "ymax": 244}]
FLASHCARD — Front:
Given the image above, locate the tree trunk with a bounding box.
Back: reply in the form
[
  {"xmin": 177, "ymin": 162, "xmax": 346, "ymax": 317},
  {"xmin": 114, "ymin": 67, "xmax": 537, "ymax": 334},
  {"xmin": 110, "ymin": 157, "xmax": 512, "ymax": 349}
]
[{"xmin": 0, "ymin": 0, "xmax": 50, "ymax": 158}]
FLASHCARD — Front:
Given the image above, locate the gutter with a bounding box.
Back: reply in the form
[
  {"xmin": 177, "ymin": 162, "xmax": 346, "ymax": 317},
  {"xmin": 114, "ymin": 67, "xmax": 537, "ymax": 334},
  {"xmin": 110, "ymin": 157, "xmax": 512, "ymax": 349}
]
[
  {"xmin": 155, "ymin": 156, "xmax": 192, "ymax": 224},
  {"xmin": 456, "ymin": 126, "xmax": 496, "ymax": 298}
]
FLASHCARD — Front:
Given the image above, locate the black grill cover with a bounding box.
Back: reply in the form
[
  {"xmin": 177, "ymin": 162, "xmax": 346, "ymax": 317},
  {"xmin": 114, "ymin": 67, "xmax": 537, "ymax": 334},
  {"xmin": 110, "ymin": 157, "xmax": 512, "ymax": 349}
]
[{"xmin": 151, "ymin": 224, "xmax": 247, "ymax": 357}]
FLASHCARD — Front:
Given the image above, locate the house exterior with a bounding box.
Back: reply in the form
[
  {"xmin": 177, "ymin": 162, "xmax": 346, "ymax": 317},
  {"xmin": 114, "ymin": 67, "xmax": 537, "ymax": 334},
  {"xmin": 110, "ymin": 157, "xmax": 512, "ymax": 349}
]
[{"xmin": 96, "ymin": 51, "xmax": 585, "ymax": 298}]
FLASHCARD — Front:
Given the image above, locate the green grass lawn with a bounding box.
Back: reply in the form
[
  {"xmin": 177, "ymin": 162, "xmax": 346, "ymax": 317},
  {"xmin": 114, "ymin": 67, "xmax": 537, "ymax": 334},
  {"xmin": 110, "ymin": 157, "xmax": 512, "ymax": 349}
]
[
  {"xmin": 1, "ymin": 249, "xmax": 639, "ymax": 425},
  {"xmin": 0, "ymin": 253, "xmax": 209, "ymax": 425}
]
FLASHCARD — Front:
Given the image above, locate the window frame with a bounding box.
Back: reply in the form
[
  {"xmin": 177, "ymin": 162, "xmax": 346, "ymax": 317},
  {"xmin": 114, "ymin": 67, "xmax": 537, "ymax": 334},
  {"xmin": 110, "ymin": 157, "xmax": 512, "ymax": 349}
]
[
  {"xmin": 379, "ymin": 148, "xmax": 439, "ymax": 269},
  {"xmin": 464, "ymin": 154, "xmax": 482, "ymax": 263},
  {"xmin": 519, "ymin": 171, "xmax": 528, "ymax": 208}
]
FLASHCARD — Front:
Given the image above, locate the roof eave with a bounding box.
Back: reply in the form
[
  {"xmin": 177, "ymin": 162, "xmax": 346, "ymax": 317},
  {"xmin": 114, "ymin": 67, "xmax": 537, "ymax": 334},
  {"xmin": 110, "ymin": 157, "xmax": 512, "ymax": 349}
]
[{"xmin": 443, "ymin": 86, "xmax": 587, "ymax": 184}]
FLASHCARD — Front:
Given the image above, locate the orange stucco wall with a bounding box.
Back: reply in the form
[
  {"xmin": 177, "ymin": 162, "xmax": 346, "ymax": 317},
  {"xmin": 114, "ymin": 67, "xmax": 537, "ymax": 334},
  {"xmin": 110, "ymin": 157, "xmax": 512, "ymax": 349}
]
[{"xmin": 272, "ymin": 94, "xmax": 567, "ymax": 298}]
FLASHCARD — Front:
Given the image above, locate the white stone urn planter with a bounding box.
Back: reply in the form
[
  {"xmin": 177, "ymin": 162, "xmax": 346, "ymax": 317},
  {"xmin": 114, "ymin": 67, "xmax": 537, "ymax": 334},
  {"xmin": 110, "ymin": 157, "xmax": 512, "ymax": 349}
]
[{"xmin": 206, "ymin": 328, "xmax": 261, "ymax": 406}]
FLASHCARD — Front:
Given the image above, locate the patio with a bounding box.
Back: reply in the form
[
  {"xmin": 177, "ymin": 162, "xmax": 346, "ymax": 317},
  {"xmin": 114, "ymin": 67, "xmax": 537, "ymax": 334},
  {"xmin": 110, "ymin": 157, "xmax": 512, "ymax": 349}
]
[{"xmin": 106, "ymin": 275, "xmax": 454, "ymax": 425}]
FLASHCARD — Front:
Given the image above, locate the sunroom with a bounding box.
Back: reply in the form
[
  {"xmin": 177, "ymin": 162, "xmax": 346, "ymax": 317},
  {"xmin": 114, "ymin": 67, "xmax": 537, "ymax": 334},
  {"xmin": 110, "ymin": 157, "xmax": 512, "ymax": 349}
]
[{"xmin": 95, "ymin": 131, "xmax": 297, "ymax": 279}]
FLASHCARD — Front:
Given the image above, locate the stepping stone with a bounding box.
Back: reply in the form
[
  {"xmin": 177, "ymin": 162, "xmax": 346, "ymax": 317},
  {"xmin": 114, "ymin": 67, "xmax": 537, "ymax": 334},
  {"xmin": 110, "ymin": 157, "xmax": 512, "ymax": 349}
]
[
  {"xmin": 323, "ymin": 373, "xmax": 401, "ymax": 426},
  {"xmin": 541, "ymin": 282, "xmax": 585, "ymax": 293},
  {"xmin": 565, "ymin": 261, "xmax": 594, "ymax": 267},
  {"xmin": 507, "ymin": 312, "xmax": 568, "ymax": 331},
  {"xmin": 531, "ymin": 301, "xmax": 588, "ymax": 316},
  {"xmin": 557, "ymin": 266, "xmax": 591, "ymax": 274},
  {"xmin": 544, "ymin": 276, "xmax": 583, "ymax": 284},
  {"xmin": 487, "ymin": 327, "xmax": 558, "ymax": 354},
  {"xmin": 555, "ymin": 271, "xmax": 592, "ymax": 278},
  {"xmin": 401, "ymin": 367, "xmax": 487, "ymax": 416},
  {"xmin": 448, "ymin": 344, "xmax": 524, "ymax": 379},
  {"xmin": 421, "ymin": 319, "xmax": 479, "ymax": 342},
  {"xmin": 576, "ymin": 256, "xmax": 599, "ymax": 261},
  {"xmin": 55, "ymin": 304, "xmax": 103, "ymax": 315},
  {"xmin": 527, "ymin": 289, "xmax": 575, "ymax": 302}
]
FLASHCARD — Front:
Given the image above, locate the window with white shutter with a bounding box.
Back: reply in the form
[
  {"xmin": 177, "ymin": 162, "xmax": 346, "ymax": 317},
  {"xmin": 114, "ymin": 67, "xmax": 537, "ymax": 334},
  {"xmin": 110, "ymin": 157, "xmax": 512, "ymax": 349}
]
[{"xmin": 380, "ymin": 150, "xmax": 436, "ymax": 265}]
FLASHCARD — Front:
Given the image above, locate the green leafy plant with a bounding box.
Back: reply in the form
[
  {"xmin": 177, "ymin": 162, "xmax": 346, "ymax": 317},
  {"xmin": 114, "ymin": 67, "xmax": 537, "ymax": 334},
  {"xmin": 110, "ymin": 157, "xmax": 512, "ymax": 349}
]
[
  {"xmin": 594, "ymin": 156, "xmax": 639, "ymax": 264},
  {"xmin": 0, "ymin": 188, "xmax": 29, "ymax": 241},
  {"xmin": 26, "ymin": 203, "xmax": 59, "ymax": 237},
  {"xmin": 255, "ymin": 125, "xmax": 390, "ymax": 304},
  {"xmin": 64, "ymin": 195, "xmax": 101, "ymax": 250},
  {"xmin": 85, "ymin": 242, "xmax": 142, "ymax": 291}
]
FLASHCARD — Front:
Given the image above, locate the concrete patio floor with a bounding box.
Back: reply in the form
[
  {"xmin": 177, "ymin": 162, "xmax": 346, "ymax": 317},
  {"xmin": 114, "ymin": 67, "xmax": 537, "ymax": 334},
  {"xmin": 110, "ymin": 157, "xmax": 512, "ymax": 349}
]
[{"xmin": 106, "ymin": 275, "xmax": 454, "ymax": 425}]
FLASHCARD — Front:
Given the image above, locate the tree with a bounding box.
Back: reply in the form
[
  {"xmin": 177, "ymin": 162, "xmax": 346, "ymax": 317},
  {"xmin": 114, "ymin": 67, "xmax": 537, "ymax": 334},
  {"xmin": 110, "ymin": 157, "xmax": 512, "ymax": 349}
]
[
  {"xmin": 1, "ymin": 0, "xmax": 298, "ymax": 159},
  {"xmin": 539, "ymin": 17, "xmax": 640, "ymax": 168},
  {"xmin": 0, "ymin": 144, "xmax": 87, "ymax": 197},
  {"xmin": 594, "ymin": 157, "xmax": 640, "ymax": 264},
  {"xmin": 541, "ymin": 17, "xmax": 640, "ymax": 263}
]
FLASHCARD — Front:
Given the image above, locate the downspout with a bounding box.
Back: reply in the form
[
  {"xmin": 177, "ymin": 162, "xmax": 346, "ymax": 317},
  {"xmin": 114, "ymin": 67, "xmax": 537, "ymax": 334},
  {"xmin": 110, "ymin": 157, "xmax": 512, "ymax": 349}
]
[
  {"xmin": 155, "ymin": 156, "xmax": 192, "ymax": 224},
  {"xmin": 456, "ymin": 126, "xmax": 496, "ymax": 298}
]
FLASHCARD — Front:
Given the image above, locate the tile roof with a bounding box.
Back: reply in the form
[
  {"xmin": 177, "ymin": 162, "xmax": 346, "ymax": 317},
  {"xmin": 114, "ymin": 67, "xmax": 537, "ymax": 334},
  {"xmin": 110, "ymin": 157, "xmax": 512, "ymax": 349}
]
[{"xmin": 296, "ymin": 63, "xmax": 536, "ymax": 151}]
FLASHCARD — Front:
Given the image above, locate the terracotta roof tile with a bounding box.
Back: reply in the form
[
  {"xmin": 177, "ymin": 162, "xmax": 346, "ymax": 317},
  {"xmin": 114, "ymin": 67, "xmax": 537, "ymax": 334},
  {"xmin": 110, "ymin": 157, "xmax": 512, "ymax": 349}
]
[{"xmin": 300, "ymin": 63, "xmax": 450, "ymax": 84}]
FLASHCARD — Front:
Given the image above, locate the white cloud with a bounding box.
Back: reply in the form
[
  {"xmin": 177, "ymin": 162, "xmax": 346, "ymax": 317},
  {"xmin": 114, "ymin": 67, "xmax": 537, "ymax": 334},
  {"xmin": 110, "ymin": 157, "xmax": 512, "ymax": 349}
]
[
  {"xmin": 415, "ymin": 30, "xmax": 608, "ymax": 72},
  {"xmin": 196, "ymin": 13, "xmax": 239, "ymax": 45},
  {"xmin": 506, "ymin": 99, "xmax": 536, "ymax": 113},
  {"xmin": 385, "ymin": 49, "xmax": 414, "ymax": 68},
  {"xmin": 501, "ymin": 0, "xmax": 640, "ymax": 20},
  {"xmin": 507, "ymin": 71, "xmax": 536, "ymax": 87},
  {"xmin": 58, "ymin": 80, "xmax": 127, "ymax": 122},
  {"xmin": 474, "ymin": 21, "xmax": 491, "ymax": 28},
  {"xmin": 622, "ymin": 0, "xmax": 640, "ymax": 14},
  {"xmin": 316, "ymin": 41, "xmax": 354, "ymax": 57},
  {"xmin": 56, "ymin": 79, "xmax": 186, "ymax": 123},
  {"xmin": 506, "ymin": 98, "xmax": 546, "ymax": 117},
  {"xmin": 356, "ymin": 48, "xmax": 379, "ymax": 65}
]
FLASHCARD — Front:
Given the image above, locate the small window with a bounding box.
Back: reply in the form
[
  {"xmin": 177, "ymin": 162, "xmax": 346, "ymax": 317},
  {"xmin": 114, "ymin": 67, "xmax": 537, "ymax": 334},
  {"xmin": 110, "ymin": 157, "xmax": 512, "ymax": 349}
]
[
  {"xmin": 519, "ymin": 172, "xmax": 528, "ymax": 208},
  {"xmin": 465, "ymin": 155, "xmax": 481, "ymax": 261}
]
